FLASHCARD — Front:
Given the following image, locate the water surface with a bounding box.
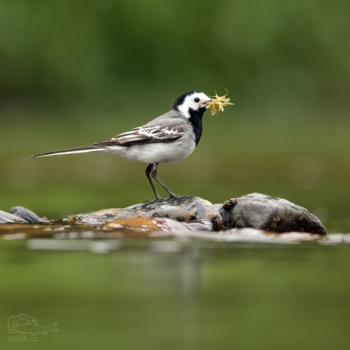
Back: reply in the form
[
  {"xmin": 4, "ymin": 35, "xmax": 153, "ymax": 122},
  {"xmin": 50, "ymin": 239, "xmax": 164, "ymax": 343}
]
[{"xmin": 1, "ymin": 238, "xmax": 349, "ymax": 350}]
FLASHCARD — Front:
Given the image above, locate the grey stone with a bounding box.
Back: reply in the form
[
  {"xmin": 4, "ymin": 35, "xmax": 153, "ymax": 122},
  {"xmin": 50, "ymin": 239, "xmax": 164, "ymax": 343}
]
[
  {"xmin": 66, "ymin": 196, "xmax": 223, "ymax": 230},
  {"xmin": 218, "ymin": 193, "xmax": 326, "ymax": 235},
  {"xmin": 0, "ymin": 210, "xmax": 28, "ymax": 223},
  {"xmin": 11, "ymin": 206, "xmax": 44, "ymax": 223}
]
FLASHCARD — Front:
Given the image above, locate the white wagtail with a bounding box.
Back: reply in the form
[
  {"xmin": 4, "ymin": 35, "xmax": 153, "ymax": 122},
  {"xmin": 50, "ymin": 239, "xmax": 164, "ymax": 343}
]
[{"xmin": 33, "ymin": 91, "xmax": 212, "ymax": 201}]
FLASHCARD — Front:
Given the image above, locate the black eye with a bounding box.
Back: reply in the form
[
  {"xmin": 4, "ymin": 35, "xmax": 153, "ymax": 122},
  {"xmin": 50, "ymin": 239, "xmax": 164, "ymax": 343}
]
[{"xmin": 194, "ymin": 97, "xmax": 200, "ymax": 102}]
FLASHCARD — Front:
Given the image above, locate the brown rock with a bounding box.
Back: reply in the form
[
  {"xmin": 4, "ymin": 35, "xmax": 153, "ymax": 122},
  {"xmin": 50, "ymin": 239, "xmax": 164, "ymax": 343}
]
[
  {"xmin": 67, "ymin": 196, "xmax": 222, "ymax": 230},
  {"xmin": 102, "ymin": 217, "xmax": 190, "ymax": 238}
]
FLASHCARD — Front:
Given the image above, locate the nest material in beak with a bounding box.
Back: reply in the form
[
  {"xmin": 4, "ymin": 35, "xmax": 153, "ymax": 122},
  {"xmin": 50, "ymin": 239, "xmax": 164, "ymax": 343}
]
[{"xmin": 206, "ymin": 90, "xmax": 234, "ymax": 115}]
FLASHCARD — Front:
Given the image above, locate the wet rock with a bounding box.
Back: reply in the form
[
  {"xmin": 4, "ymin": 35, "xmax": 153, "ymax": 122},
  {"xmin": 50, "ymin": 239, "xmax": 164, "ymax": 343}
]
[
  {"xmin": 0, "ymin": 206, "xmax": 46, "ymax": 224},
  {"xmin": 183, "ymin": 219, "xmax": 213, "ymax": 231},
  {"xmin": 274, "ymin": 232, "xmax": 323, "ymax": 242},
  {"xmin": 11, "ymin": 206, "xmax": 44, "ymax": 223},
  {"xmin": 218, "ymin": 193, "xmax": 327, "ymax": 235},
  {"xmin": 319, "ymin": 234, "xmax": 350, "ymax": 245},
  {"xmin": 67, "ymin": 196, "xmax": 222, "ymax": 230},
  {"xmin": 177, "ymin": 228, "xmax": 326, "ymax": 244},
  {"xmin": 0, "ymin": 210, "xmax": 28, "ymax": 223},
  {"xmin": 103, "ymin": 217, "xmax": 212, "ymax": 236},
  {"xmin": 0, "ymin": 223, "xmax": 69, "ymax": 239},
  {"xmin": 103, "ymin": 217, "xmax": 189, "ymax": 238}
]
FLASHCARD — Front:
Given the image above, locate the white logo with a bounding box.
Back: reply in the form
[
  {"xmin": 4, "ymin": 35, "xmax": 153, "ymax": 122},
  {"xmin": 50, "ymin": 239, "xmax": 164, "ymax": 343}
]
[{"xmin": 8, "ymin": 314, "xmax": 58, "ymax": 343}]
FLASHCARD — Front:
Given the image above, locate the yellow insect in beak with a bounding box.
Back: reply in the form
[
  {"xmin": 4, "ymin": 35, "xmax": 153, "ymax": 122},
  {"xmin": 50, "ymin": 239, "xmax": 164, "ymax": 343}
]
[{"xmin": 206, "ymin": 89, "xmax": 234, "ymax": 115}]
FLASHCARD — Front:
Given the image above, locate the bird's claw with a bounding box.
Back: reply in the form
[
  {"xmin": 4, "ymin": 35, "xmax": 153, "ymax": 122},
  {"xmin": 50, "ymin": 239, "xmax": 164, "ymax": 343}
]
[
  {"xmin": 167, "ymin": 195, "xmax": 192, "ymax": 201},
  {"xmin": 143, "ymin": 195, "xmax": 192, "ymax": 204},
  {"xmin": 143, "ymin": 197, "xmax": 165, "ymax": 204}
]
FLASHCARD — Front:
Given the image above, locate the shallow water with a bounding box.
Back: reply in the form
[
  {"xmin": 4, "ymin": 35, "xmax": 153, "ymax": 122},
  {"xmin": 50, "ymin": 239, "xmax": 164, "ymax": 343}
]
[{"xmin": 1, "ymin": 230, "xmax": 350, "ymax": 350}]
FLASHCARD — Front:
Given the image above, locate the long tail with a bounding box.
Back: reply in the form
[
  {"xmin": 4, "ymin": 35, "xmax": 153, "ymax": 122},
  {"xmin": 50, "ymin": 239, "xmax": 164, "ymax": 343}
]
[{"xmin": 32, "ymin": 146, "xmax": 105, "ymax": 158}]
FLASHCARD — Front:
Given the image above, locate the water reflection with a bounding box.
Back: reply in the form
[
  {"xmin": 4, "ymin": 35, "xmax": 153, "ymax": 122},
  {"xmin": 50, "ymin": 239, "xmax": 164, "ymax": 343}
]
[
  {"xmin": 116, "ymin": 245, "xmax": 207, "ymax": 350},
  {"xmin": 1, "ymin": 238, "xmax": 350, "ymax": 349}
]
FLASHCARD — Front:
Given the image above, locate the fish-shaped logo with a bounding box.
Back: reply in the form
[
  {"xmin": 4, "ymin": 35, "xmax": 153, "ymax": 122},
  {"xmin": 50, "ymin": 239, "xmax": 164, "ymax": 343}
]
[{"xmin": 8, "ymin": 314, "xmax": 59, "ymax": 336}]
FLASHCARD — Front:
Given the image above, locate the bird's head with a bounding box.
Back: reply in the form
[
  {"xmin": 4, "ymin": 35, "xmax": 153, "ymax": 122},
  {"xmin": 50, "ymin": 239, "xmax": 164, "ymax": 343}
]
[{"xmin": 173, "ymin": 91, "xmax": 212, "ymax": 118}]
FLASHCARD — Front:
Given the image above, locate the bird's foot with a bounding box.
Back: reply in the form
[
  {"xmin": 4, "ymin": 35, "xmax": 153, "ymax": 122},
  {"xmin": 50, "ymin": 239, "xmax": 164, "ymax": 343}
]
[
  {"xmin": 144, "ymin": 195, "xmax": 193, "ymax": 204},
  {"xmin": 166, "ymin": 194, "xmax": 193, "ymax": 201},
  {"xmin": 143, "ymin": 197, "xmax": 165, "ymax": 204}
]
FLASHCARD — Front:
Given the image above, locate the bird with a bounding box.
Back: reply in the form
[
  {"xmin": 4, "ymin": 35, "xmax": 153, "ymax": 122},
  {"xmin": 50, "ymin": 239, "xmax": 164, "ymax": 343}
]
[{"xmin": 33, "ymin": 91, "xmax": 212, "ymax": 202}]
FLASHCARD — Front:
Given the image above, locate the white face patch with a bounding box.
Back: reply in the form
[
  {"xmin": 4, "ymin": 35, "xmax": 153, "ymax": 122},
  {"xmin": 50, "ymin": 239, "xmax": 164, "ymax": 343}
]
[{"xmin": 177, "ymin": 92, "xmax": 211, "ymax": 119}]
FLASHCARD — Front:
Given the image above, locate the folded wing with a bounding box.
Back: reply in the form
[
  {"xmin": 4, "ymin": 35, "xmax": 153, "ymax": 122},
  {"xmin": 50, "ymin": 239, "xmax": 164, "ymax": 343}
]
[{"xmin": 94, "ymin": 124, "xmax": 189, "ymax": 147}]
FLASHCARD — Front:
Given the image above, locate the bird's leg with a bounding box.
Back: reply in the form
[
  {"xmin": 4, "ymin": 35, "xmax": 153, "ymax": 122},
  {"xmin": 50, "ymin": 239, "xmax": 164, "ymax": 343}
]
[
  {"xmin": 151, "ymin": 163, "xmax": 181, "ymax": 199},
  {"xmin": 144, "ymin": 164, "xmax": 163, "ymax": 203}
]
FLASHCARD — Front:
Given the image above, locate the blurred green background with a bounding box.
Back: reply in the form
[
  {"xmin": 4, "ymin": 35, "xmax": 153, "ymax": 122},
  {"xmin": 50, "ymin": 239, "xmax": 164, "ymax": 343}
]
[{"xmin": 1, "ymin": 0, "xmax": 350, "ymax": 229}]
